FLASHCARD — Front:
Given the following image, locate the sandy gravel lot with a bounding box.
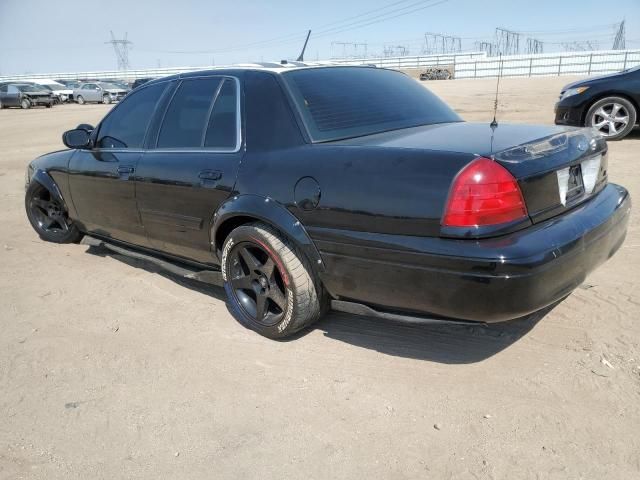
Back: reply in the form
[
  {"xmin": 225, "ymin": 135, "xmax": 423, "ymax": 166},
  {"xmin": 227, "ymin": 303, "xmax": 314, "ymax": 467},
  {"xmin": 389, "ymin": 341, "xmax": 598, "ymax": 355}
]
[{"xmin": 1, "ymin": 76, "xmax": 639, "ymax": 479}]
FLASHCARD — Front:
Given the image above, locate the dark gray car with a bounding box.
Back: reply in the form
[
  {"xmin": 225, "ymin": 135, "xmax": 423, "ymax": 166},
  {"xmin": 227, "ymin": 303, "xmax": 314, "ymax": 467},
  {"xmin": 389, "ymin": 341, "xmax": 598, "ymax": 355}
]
[{"xmin": 0, "ymin": 83, "xmax": 54, "ymax": 109}]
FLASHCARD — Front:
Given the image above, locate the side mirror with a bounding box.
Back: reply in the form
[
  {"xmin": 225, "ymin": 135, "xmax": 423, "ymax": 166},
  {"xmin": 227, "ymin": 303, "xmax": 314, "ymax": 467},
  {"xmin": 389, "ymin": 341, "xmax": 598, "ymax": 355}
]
[{"xmin": 63, "ymin": 129, "xmax": 91, "ymax": 149}]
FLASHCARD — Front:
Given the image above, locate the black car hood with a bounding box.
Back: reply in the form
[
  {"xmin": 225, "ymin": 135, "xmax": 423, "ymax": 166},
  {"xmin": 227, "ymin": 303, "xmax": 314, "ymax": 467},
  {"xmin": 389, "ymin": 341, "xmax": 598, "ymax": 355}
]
[
  {"xmin": 561, "ymin": 70, "xmax": 631, "ymax": 91},
  {"xmin": 331, "ymin": 122, "xmax": 579, "ymax": 156}
]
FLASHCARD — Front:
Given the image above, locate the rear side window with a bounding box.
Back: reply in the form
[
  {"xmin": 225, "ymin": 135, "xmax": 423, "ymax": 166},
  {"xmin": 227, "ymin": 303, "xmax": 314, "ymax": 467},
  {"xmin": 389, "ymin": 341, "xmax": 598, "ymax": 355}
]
[
  {"xmin": 204, "ymin": 79, "xmax": 238, "ymax": 149},
  {"xmin": 284, "ymin": 67, "xmax": 461, "ymax": 142},
  {"xmin": 157, "ymin": 78, "xmax": 222, "ymax": 148},
  {"xmin": 96, "ymin": 82, "xmax": 167, "ymax": 149}
]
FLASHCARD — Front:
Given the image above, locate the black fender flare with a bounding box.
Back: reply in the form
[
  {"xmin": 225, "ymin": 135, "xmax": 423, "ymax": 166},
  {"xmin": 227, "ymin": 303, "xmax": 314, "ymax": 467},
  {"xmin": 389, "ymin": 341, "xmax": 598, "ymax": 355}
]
[
  {"xmin": 29, "ymin": 169, "xmax": 68, "ymax": 211},
  {"xmin": 211, "ymin": 194, "xmax": 324, "ymax": 272}
]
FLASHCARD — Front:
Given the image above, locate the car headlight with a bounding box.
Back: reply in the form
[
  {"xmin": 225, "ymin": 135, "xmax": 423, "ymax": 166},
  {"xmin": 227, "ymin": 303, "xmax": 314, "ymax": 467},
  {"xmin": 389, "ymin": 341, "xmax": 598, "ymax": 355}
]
[{"xmin": 560, "ymin": 86, "xmax": 589, "ymax": 101}]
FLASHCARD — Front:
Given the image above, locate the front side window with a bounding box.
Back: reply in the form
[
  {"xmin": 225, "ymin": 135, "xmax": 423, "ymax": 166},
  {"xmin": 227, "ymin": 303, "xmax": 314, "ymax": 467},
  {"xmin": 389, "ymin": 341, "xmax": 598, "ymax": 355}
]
[
  {"xmin": 96, "ymin": 82, "xmax": 167, "ymax": 149},
  {"xmin": 156, "ymin": 77, "xmax": 222, "ymax": 148},
  {"xmin": 284, "ymin": 67, "xmax": 461, "ymax": 142}
]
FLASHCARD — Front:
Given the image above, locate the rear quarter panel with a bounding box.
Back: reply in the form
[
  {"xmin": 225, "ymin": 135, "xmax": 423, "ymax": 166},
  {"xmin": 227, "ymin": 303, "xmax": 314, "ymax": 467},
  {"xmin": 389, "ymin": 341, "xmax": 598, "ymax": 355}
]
[{"xmin": 236, "ymin": 145, "xmax": 475, "ymax": 237}]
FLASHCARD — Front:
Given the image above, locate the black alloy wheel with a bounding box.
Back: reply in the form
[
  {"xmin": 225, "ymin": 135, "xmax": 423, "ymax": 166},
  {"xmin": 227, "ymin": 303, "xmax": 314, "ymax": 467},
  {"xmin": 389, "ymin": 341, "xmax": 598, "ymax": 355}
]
[
  {"xmin": 222, "ymin": 223, "xmax": 325, "ymax": 339},
  {"xmin": 25, "ymin": 182, "xmax": 83, "ymax": 243},
  {"xmin": 228, "ymin": 241, "xmax": 288, "ymax": 327}
]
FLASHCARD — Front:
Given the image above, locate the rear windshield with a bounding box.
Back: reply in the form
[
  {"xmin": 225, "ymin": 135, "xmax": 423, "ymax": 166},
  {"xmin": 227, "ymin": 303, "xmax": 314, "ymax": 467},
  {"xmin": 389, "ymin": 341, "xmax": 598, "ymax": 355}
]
[{"xmin": 284, "ymin": 67, "xmax": 461, "ymax": 142}]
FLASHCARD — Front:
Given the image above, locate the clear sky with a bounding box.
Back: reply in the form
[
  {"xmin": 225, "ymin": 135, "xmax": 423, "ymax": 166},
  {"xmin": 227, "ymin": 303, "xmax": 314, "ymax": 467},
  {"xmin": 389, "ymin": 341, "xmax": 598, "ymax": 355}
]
[{"xmin": 1, "ymin": 0, "xmax": 638, "ymax": 75}]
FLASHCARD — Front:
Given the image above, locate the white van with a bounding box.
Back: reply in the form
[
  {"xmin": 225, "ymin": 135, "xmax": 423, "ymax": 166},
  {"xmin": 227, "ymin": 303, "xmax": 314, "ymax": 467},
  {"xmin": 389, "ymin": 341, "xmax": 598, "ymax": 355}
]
[{"xmin": 23, "ymin": 79, "xmax": 73, "ymax": 103}]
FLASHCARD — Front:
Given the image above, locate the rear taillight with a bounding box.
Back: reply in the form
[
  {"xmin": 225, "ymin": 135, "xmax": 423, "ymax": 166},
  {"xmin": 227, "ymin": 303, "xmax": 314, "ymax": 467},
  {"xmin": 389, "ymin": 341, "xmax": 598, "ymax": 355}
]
[{"xmin": 442, "ymin": 157, "xmax": 528, "ymax": 227}]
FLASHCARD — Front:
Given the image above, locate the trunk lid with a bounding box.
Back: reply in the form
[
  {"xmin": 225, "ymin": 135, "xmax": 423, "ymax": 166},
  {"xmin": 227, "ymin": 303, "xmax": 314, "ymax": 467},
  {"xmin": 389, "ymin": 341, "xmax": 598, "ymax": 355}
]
[{"xmin": 334, "ymin": 122, "xmax": 609, "ymax": 226}]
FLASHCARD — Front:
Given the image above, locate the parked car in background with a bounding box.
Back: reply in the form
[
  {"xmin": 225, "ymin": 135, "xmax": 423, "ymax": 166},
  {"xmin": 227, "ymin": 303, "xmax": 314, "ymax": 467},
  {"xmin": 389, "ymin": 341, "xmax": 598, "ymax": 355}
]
[
  {"xmin": 0, "ymin": 83, "xmax": 54, "ymax": 109},
  {"xmin": 132, "ymin": 77, "xmax": 156, "ymax": 89},
  {"xmin": 56, "ymin": 80, "xmax": 81, "ymax": 100},
  {"xmin": 555, "ymin": 65, "xmax": 640, "ymax": 140},
  {"xmin": 73, "ymin": 82, "xmax": 129, "ymax": 104},
  {"xmin": 24, "ymin": 79, "xmax": 73, "ymax": 103},
  {"xmin": 24, "ymin": 66, "xmax": 630, "ymax": 340}
]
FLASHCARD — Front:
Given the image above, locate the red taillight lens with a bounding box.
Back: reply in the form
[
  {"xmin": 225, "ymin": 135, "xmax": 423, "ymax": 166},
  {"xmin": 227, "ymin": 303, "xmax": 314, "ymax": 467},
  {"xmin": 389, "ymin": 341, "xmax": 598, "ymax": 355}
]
[{"xmin": 442, "ymin": 157, "xmax": 528, "ymax": 227}]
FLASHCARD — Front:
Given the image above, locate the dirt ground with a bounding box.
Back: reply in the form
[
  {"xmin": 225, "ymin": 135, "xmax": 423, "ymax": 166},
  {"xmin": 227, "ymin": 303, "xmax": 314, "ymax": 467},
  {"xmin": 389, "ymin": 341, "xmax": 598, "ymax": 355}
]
[{"xmin": 1, "ymin": 76, "xmax": 639, "ymax": 480}]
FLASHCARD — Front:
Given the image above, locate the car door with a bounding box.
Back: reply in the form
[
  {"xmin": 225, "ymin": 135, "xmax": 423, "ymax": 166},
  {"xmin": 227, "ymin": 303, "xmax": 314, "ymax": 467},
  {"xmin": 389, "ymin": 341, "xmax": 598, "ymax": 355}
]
[
  {"xmin": 82, "ymin": 83, "xmax": 98, "ymax": 102},
  {"xmin": 136, "ymin": 75, "xmax": 243, "ymax": 264},
  {"xmin": 68, "ymin": 81, "xmax": 170, "ymax": 245},
  {"xmin": 3, "ymin": 85, "xmax": 21, "ymax": 106}
]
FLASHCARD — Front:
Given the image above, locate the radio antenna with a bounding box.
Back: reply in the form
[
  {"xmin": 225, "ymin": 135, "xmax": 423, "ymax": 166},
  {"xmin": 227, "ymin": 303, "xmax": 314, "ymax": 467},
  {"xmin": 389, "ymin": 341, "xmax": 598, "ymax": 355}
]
[
  {"xmin": 490, "ymin": 54, "xmax": 503, "ymax": 129},
  {"xmin": 296, "ymin": 30, "xmax": 312, "ymax": 62}
]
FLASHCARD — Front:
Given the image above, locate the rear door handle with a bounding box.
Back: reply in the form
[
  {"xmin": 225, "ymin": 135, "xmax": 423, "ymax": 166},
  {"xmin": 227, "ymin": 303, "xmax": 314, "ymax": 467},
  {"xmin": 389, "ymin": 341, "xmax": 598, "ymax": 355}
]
[
  {"xmin": 198, "ymin": 170, "xmax": 222, "ymax": 187},
  {"xmin": 117, "ymin": 165, "xmax": 135, "ymax": 179}
]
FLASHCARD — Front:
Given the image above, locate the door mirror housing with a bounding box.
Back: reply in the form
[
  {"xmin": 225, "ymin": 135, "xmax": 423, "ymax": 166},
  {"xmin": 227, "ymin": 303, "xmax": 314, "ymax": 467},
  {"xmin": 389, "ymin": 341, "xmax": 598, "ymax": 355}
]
[{"xmin": 63, "ymin": 128, "xmax": 91, "ymax": 149}]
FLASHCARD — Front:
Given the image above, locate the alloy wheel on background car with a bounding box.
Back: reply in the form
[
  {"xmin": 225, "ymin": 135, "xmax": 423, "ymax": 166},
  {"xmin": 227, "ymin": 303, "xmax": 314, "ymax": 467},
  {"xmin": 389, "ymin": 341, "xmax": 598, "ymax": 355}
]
[{"xmin": 591, "ymin": 102, "xmax": 630, "ymax": 137}]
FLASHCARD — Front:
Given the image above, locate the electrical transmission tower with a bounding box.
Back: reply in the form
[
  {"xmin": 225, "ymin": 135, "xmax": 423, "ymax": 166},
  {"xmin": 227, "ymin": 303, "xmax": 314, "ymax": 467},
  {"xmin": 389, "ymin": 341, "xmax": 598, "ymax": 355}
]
[
  {"xmin": 495, "ymin": 28, "xmax": 522, "ymax": 55},
  {"xmin": 331, "ymin": 41, "xmax": 368, "ymax": 59},
  {"xmin": 476, "ymin": 41, "xmax": 497, "ymax": 56},
  {"xmin": 612, "ymin": 20, "xmax": 625, "ymax": 50},
  {"xmin": 105, "ymin": 31, "xmax": 133, "ymax": 70},
  {"xmin": 562, "ymin": 41, "xmax": 598, "ymax": 52},
  {"xmin": 383, "ymin": 45, "xmax": 409, "ymax": 57},
  {"xmin": 526, "ymin": 38, "xmax": 544, "ymax": 54},
  {"xmin": 424, "ymin": 32, "xmax": 461, "ymax": 55}
]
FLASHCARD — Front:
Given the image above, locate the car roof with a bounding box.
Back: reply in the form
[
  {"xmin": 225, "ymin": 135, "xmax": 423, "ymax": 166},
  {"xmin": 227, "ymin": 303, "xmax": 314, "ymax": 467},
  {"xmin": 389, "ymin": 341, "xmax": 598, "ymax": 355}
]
[{"xmin": 143, "ymin": 63, "xmax": 376, "ymax": 86}]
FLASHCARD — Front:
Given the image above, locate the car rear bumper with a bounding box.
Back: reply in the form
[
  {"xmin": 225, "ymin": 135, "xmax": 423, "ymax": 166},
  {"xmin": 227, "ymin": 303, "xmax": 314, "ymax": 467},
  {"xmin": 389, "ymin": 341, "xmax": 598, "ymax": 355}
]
[{"xmin": 312, "ymin": 183, "xmax": 631, "ymax": 322}]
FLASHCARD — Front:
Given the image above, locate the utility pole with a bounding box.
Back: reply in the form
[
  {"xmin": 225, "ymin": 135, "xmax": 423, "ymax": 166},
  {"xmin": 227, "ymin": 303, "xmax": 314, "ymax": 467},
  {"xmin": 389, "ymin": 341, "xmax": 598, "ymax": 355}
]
[
  {"xmin": 105, "ymin": 31, "xmax": 133, "ymax": 71},
  {"xmin": 612, "ymin": 20, "xmax": 626, "ymax": 50}
]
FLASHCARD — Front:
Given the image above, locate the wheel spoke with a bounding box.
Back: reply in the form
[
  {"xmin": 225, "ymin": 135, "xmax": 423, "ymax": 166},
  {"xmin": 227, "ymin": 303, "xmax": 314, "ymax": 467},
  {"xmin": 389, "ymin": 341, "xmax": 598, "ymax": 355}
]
[
  {"xmin": 31, "ymin": 198, "xmax": 50, "ymax": 210},
  {"xmin": 55, "ymin": 215, "xmax": 70, "ymax": 231},
  {"xmin": 614, "ymin": 115, "xmax": 629, "ymax": 124},
  {"xmin": 608, "ymin": 121, "xmax": 618, "ymax": 134},
  {"xmin": 269, "ymin": 287, "xmax": 287, "ymax": 311},
  {"xmin": 255, "ymin": 293, "xmax": 268, "ymax": 321},
  {"xmin": 231, "ymin": 273, "xmax": 253, "ymax": 290},
  {"xmin": 595, "ymin": 107, "xmax": 607, "ymax": 118},
  {"xmin": 262, "ymin": 257, "xmax": 276, "ymax": 278},
  {"xmin": 611, "ymin": 104, "xmax": 621, "ymax": 116},
  {"xmin": 593, "ymin": 120, "xmax": 607, "ymax": 129},
  {"xmin": 239, "ymin": 247, "xmax": 261, "ymax": 270}
]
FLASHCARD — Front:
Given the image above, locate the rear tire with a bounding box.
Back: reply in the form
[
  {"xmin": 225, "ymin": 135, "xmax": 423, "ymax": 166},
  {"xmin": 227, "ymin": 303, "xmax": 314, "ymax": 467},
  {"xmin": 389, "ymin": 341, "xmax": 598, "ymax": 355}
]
[
  {"xmin": 102, "ymin": 94, "xmax": 111, "ymax": 104},
  {"xmin": 25, "ymin": 182, "xmax": 83, "ymax": 244},
  {"xmin": 586, "ymin": 96, "xmax": 636, "ymax": 140},
  {"xmin": 221, "ymin": 222, "xmax": 326, "ymax": 339}
]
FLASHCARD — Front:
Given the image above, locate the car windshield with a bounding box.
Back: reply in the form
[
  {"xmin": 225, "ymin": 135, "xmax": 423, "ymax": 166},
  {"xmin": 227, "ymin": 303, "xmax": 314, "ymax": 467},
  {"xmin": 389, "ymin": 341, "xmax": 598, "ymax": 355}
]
[
  {"xmin": 46, "ymin": 83, "xmax": 66, "ymax": 91},
  {"xmin": 283, "ymin": 67, "xmax": 461, "ymax": 142},
  {"xmin": 15, "ymin": 84, "xmax": 42, "ymax": 92}
]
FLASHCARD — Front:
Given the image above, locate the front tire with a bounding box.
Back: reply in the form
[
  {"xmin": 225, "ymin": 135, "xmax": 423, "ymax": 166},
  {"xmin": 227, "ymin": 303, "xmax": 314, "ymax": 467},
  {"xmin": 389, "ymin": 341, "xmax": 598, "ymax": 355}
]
[
  {"xmin": 76, "ymin": 95, "xmax": 85, "ymax": 105},
  {"xmin": 25, "ymin": 182, "xmax": 83, "ymax": 244},
  {"xmin": 222, "ymin": 222, "xmax": 325, "ymax": 339},
  {"xmin": 102, "ymin": 94, "xmax": 111, "ymax": 104},
  {"xmin": 586, "ymin": 96, "xmax": 636, "ymax": 140},
  {"xmin": 21, "ymin": 98, "xmax": 31, "ymax": 109}
]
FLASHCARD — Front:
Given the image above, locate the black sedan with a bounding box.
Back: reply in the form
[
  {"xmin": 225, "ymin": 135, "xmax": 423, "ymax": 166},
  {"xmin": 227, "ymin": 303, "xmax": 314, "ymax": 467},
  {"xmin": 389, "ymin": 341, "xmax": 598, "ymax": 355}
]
[
  {"xmin": 24, "ymin": 66, "xmax": 631, "ymax": 339},
  {"xmin": 555, "ymin": 65, "xmax": 640, "ymax": 140}
]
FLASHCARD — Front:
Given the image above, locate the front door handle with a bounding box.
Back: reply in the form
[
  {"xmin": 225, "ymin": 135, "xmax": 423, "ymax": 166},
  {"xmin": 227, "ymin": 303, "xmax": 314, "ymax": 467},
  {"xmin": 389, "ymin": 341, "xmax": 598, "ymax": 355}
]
[
  {"xmin": 198, "ymin": 170, "xmax": 222, "ymax": 187},
  {"xmin": 117, "ymin": 165, "xmax": 135, "ymax": 179}
]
